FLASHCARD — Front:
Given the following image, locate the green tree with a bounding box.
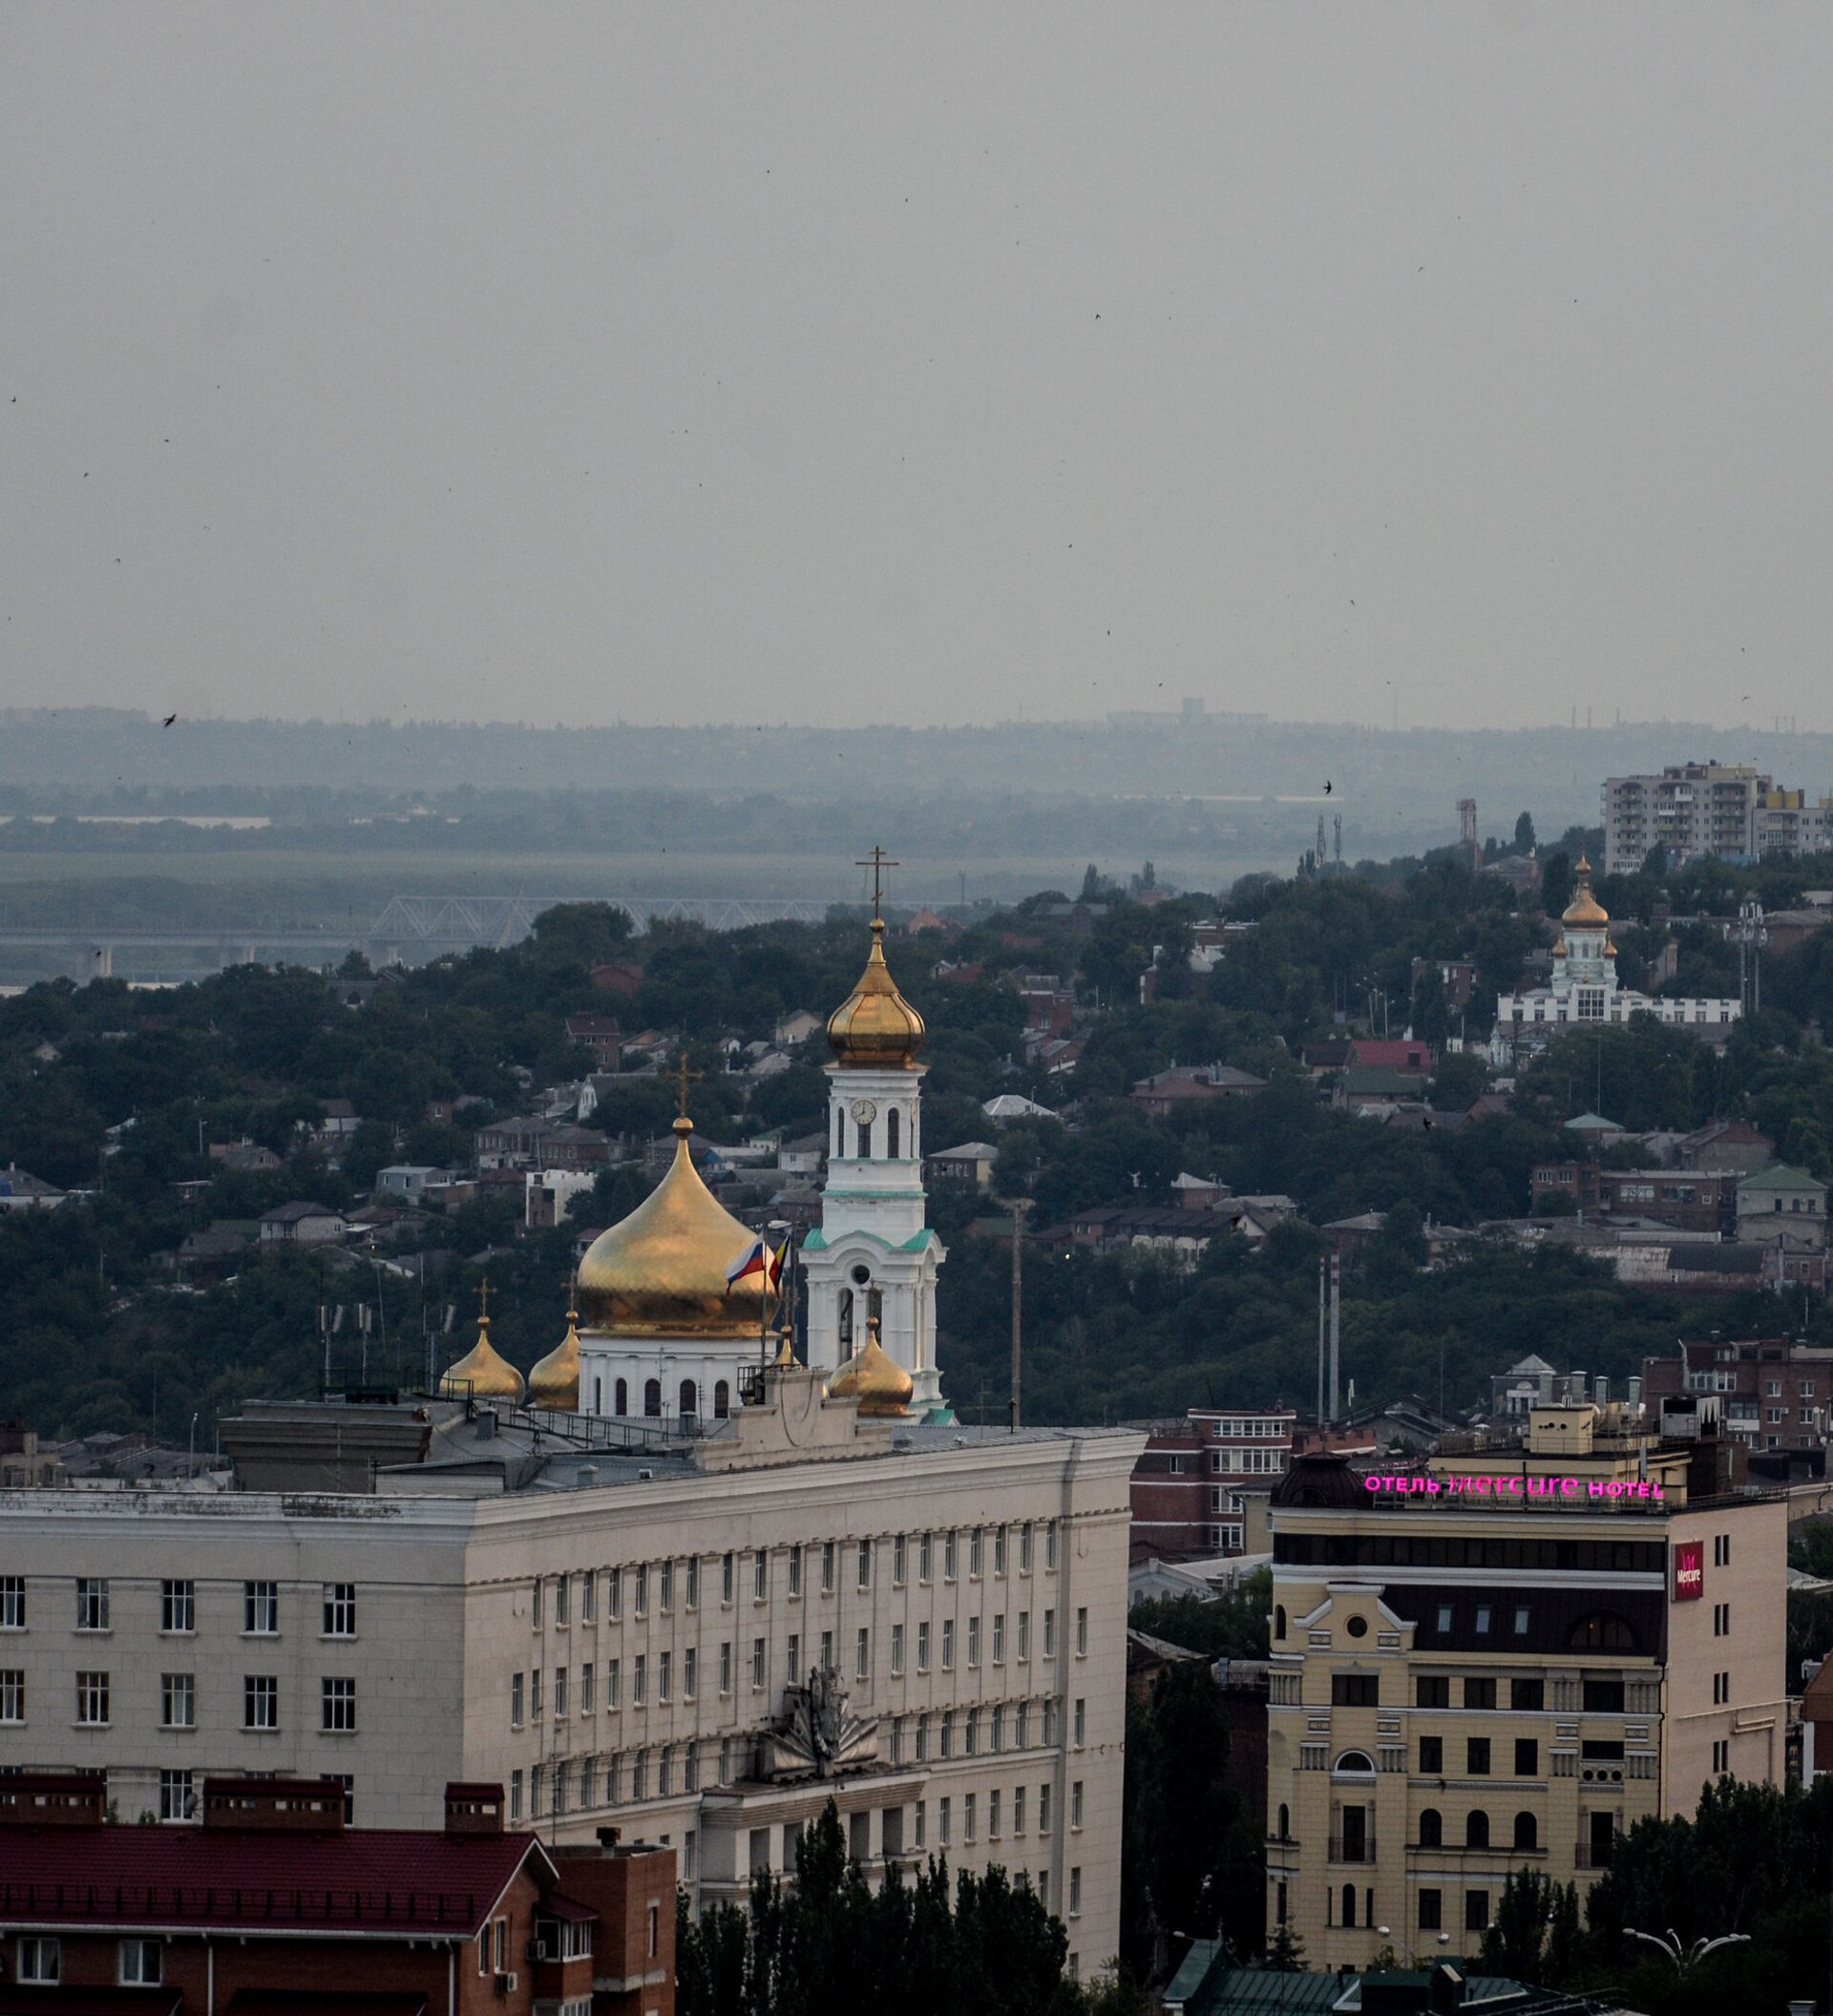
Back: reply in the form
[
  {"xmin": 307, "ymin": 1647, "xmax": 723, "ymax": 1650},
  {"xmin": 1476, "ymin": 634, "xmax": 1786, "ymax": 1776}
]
[
  {"xmin": 1513, "ymin": 811, "xmax": 1536, "ymax": 854},
  {"xmin": 1480, "ymin": 1868, "xmax": 1581, "ymax": 1987},
  {"xmin": 1262, "ymin": 1922, "xmax": 1305, "ymax": 1971}
]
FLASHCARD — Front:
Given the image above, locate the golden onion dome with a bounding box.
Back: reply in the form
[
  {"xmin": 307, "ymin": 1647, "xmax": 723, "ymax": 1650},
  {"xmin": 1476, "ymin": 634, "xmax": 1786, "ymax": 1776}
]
[
  {"xmin": 1551, "ymin": 936, "xmax": 1569, "ymax": 958},
  {"xmin": 576, "ymin": 1118, "xmax": 769, "ymax": 1336},
  {"xmin": 827, "ymin": 919, "xmax": 926, "ymax": 1070},
  {"xmin": 438, "ymin": 1312, "xmax": 525, "ymax": 1403},
  {"xmin": 1562, "ymin": 856, "xmax": 1611, "ymax": 928},
  {"xmin": 527, "ymin": 1307, "xmax": 581, "ymax": 1411},
  {"xmin": 827, "ymin": 1316, "xmax": 914, "ymax": 1418}
]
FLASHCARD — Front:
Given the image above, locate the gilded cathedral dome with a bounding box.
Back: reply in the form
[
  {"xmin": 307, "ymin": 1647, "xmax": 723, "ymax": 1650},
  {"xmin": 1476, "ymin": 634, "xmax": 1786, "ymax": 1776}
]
[
  {"xmin": 527, "ymin": 1307, "xmax": 581, "ymax": 1411},
  {"xmin": 576, "ymin": 1118, "xmax": 770, "ymax": 1337},
  {"xmin": 1562, "ymin": 856, "xmax": 1611, "ymax": 929},
  {"xmin": 826, "ymin": 1316, "xmax": 913, "ymax": 1418},
  {"xmin": 827, "ymin": 919, "xmax": 926, "ymax": 1069},
  {"xmin": 438, "ymin": 1292, "xmax": 525, "ymax": 1403}
]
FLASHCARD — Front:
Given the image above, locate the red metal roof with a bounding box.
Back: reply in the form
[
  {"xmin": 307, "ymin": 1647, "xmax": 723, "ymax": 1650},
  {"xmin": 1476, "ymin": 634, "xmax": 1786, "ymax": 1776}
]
[{"xmin": 0, "ymin": 1826, "xmax": 552, "ymax": 1939}]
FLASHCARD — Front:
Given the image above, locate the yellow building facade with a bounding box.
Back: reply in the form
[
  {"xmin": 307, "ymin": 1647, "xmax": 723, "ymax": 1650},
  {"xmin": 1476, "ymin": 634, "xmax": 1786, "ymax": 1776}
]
[{"xmin": 1266, "ymin": 1403, "xmax": 1787, "ymax": 1968}]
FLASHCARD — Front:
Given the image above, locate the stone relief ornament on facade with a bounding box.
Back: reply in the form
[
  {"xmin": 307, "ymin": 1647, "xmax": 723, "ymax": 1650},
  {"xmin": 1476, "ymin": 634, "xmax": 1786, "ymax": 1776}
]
[{"xmin": 756, "ymin": 1662, "xmax": 880, "ymax": 1782}]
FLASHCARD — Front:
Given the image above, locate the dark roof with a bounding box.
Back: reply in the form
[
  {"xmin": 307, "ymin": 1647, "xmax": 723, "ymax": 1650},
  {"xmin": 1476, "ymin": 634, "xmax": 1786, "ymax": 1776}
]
[
  {"xmin": 1271, "ymin": 1453, "xmax": 1366, "ymax": 1509},
  {"xmin": 0, "ymin": 1827, "xmax": 547, "ymax": 1938},
  {"xmin": 260, "ymin": 1201, "xmax": 341, "ymax": 1225},
  {"xmin": 1668, "ymin": 1243, "xmax": 1764, "ymax": 1273}
]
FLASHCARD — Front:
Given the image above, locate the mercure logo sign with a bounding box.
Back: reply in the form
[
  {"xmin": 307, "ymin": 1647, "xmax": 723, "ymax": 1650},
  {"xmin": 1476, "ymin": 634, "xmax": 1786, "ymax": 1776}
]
[{"xmin": 1673, "ymin": 1540, "xmax": 1704, "ymax": 1602}]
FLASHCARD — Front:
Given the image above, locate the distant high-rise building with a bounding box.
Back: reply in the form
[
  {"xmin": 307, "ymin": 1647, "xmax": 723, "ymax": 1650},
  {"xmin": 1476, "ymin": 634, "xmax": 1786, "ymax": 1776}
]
[{"xmin": 1601, "ymin": 762, "xmax": 1833, "ymax": 876}]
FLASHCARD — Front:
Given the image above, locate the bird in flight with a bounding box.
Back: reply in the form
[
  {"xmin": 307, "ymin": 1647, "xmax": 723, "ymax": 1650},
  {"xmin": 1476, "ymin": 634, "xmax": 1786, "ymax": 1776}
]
[
  {"xmin": 1324, "ymin": 780, "xmax": 1333, "ymax": 794},
  {"xmin": 161, "ymin": 713, "xmax": 178, "ymax": 727}
]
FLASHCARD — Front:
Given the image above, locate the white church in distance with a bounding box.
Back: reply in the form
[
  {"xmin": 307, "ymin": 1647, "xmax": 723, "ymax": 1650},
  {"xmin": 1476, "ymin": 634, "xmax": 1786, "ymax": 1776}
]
[{"xmin": 1490, "ymin": 856, "xmax": 1743, "ymax": 1065}]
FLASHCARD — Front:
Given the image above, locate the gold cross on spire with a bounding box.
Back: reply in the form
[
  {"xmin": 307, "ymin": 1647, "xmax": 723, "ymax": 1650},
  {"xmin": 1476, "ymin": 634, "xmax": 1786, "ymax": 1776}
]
[
  {"xmin": 674, "ymin": 1050, "xmax": 704, "ymax": 1119},
  {"xmin": 477, "ymin": 1277, "xmax": 492, "ymax": 1324},
  {"xmin": 855, "ymin": 845, "xmax": 899, "ymax": 916}
]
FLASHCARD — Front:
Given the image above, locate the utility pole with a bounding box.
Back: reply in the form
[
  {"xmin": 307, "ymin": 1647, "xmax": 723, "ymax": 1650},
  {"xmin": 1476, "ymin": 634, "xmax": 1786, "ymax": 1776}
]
[
  {"xmin": 1009, "ymin": 1198, "xmax": 1031, "ymax": 1432},
  {"xmin": 1329, "ymin": 1253, "xmax": 1342, "ymax": 1425}
]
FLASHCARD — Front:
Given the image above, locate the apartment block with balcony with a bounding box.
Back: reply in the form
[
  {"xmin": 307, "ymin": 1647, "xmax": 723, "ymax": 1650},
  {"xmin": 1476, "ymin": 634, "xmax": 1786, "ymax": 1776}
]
[
  {"xmin": 1129, "ymin": 1406, "xmax": 1295, "ymax": 1559},
  {"xmin": 1265, "ymin": 1401, "xmax": 1785, "ymax": 1970}
]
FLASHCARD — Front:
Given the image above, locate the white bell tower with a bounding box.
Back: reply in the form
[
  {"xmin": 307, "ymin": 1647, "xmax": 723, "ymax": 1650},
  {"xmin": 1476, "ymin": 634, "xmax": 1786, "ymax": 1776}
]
[{"xmin": 802, "ymin": 851, "xmax": 946, "ymax": 1411}]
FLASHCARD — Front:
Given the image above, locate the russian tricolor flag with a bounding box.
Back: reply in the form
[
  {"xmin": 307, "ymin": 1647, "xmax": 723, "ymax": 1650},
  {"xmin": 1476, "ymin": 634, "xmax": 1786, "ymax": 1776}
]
[{"xmin": 725, "ymin": 1236, "xmax": 768, "ymax": 1290}]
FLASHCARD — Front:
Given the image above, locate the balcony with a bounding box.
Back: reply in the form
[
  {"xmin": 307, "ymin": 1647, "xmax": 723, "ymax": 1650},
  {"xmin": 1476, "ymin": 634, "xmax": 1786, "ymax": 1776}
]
[
  {"xmin": 1328, "ymin": 1835, "xmax": 1376, "ymax": 1864},
  {"xmin": 1573, "ymin": 1839, "xmax": 1614, "ymax": 1870}
]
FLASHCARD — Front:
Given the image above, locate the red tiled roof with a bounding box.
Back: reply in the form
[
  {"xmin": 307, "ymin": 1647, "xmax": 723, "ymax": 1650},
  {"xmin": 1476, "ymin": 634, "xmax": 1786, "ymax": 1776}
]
[{"xmin": 0, "ymin": 1827, "xmax": 549, "ymax": 1939}]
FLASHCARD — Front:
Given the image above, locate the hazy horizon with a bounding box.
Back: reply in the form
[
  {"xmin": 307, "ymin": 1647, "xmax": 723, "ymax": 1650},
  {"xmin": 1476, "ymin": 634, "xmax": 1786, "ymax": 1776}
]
[{"xmin": 7, "ymin": 5, "xmax": 1831, "ymax": 733}]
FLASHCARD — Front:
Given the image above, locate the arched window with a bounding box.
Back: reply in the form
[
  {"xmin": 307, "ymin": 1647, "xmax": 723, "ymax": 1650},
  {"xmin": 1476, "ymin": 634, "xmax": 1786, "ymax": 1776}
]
[
  {"xmin": 643, "ymin": 1378, "xmax": 662, "ymax": 1418},
  {"xmin": 1418, "ymin": 1808, "xmax": 1443, "ymax": 1848},
  {"xmin": 1466, "ymin": 1809, "xmax": 1490, "ymax": 1850},
  {"xmin": 1333, "ymin": 1751, "xmax": 1376, "ymax": 1777},
  {"xmin": 1276, "ymin": 1803, "xmax": 1290, "ymax": 1840},
  {"xmin": 614, "ymin": 1377, "xmax": 628, "ymax": 1417},
  {"xmin": 839, "ymin": 1290, "xmax": 854, "ymax": 1348},
  {"xmin": 1341, "ymin": 1884, "xmax": 1357, "ymax": 1929},
  {"xmin": 680, "ymin": 1379, "xmax": 698, "ymax": 1422},
  {"xmin": 713, "ymin": 1380, "xmax": 730, "ymax": 1419},
  {"xmin": 1570, "ymin": 1611, "xmax": 1636, "ymax": 1650},
  {"xmin": 834, "ymin": 1105, "xmax": 845, "ymax": 1158},
  {"xmin": 887, "ymin": 1108, "xmax": 901, "ymax": 1158},
  {"xmin": 857, "ymin": 1118, "xmax": 873, "ymax": 1159},
  {"xmin": 593, "ymin": 1376, "xmax": 602, "ymax": 1415},
  {"xmin": 1513, "ymin": 1811, "xmax": 1538, "ymax": 1851},
  {"xmin": 1274, "ymin": 1605, "xmax": 1286, "ymax": 1640}
]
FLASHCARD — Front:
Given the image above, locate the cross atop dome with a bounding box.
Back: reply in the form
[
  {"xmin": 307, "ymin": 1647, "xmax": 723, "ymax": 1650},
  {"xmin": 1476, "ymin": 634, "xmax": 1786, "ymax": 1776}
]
[{"xmin": 855, "ymin": 845, "xmax": 899, "ymax": 919}]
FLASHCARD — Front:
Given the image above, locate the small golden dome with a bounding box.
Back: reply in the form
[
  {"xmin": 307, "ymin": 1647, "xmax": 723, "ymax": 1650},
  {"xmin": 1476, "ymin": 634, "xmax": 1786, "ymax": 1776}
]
[
  {"xmin": 528, "ymin": 1307, "xmax": 581, "ymax": 1411},
  {"xmin": 827, "ymin": 919, "xmax": 926, "ymax": 1070},
  {"xmin": 1562, "ymin": 855, "xmax": 1610, "ymax": 928},
  {"xmin": 827, "ymin": 1317, "xmax": 913, "ymax": 1418},
  {"xmin": 438, "ymin": 1303, "xmax": 525, "ymax": 1403},
  {"xmin": 1552, "ymin": 936, "xmax": 1569, "ymax": 957},
  {"xmin": 577, "ymin": 1119, "xmax": 769, "ymax": 1336}
]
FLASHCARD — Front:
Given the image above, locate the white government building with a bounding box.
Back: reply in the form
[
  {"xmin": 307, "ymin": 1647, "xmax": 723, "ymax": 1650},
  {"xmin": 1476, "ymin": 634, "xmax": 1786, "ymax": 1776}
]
[
  {"xmin": 1490, "ymin": 856, "xmax": 1743, "ymax": 1065},
  {"xmin": 0, "ymin": 904, "xmax": 1139, "ymax": 1980}
]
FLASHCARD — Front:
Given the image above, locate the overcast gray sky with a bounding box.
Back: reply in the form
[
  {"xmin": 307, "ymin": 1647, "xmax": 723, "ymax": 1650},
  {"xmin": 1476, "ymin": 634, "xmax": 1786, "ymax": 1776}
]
[{"xmin": 3, "ymin": 4, "xmax": 1828, "ymax": 732}]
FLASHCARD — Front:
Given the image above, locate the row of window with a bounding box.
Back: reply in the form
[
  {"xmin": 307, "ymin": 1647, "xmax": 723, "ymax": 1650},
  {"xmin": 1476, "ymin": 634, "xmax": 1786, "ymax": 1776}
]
[
  {"xmin": 516, "ymin": 1701, "xmax": 1084, "ymax": 1817},
  {"xmin": 529, "ymin": 1525, "xmax": 1062, "ymax": 1628},
  {"xmin": 1285, "ymin": 1601, "xmax": 1644, "ymax": 1655},
  {"xmin": 0, "ymin": 1669, "xmax": 355, "ymax": 1732},
  {"xmin": 11, "ymin": 1939, "xmax": 165, "ymax": 1988},
  {"xmin": 1410, "ymin": 1674, "xmax": 1628, "ymax": 1712},
  {"xmin": 510, "ymin": 1612, "xmax": 1083, "ymax": 1725},
  {"xmin": 1274, "ymin": 1534, "xmax": 1666, "ymax": 1572},
  {"xmin": 0, "ymin": 1577, "xmax": 354, "ymax": 1638}
]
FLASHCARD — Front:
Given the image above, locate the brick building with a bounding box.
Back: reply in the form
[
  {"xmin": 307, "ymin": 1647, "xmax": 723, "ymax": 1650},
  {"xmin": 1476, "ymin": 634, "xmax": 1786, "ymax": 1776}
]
[
  {"xmin": 1528, "ymin": 1164, "xmax": 1739, "ymax": 1235},
  {"xmin": 1129, "ymin": 1407, "xmax": 1296, "ymax": 1557},
  {"xmin": 0, "ymin": 1773, "xmax": 674, "ymax": 2016},
  {"xmin": 1639, "ymin": 1335, "xmax": 1833, "ymax": 1453}
]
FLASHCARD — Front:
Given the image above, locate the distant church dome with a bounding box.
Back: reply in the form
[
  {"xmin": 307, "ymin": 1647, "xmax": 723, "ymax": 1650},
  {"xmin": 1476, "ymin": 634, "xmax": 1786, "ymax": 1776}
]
[
  {"xmin": 577, "ymin": 1118, "xmax": 769, "ymax": 1337},
  {"xmin": 1562, "ymin": 856, "xmax": 1610, "ymax": 929},
  {"xmin": 827, "ymin": 919, "xmax": 926, "ymax": 1069}
]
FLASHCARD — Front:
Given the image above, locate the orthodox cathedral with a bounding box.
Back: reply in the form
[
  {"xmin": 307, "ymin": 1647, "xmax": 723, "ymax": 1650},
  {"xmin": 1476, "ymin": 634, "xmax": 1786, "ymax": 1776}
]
[
  {"xmin": 439, "ymin": 897, "xmax": 949, "ymax": 1424},
  {"xmin": 1490, "ymin": 856, "xmax": 1743, "ymax": 1065}
]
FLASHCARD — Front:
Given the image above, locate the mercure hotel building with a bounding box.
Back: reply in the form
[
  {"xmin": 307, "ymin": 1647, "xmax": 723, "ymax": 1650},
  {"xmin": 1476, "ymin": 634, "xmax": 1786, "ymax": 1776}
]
[{"xmin": 1266, "ymin": 1397, "xmax": 1785, "ymax": 1968}]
